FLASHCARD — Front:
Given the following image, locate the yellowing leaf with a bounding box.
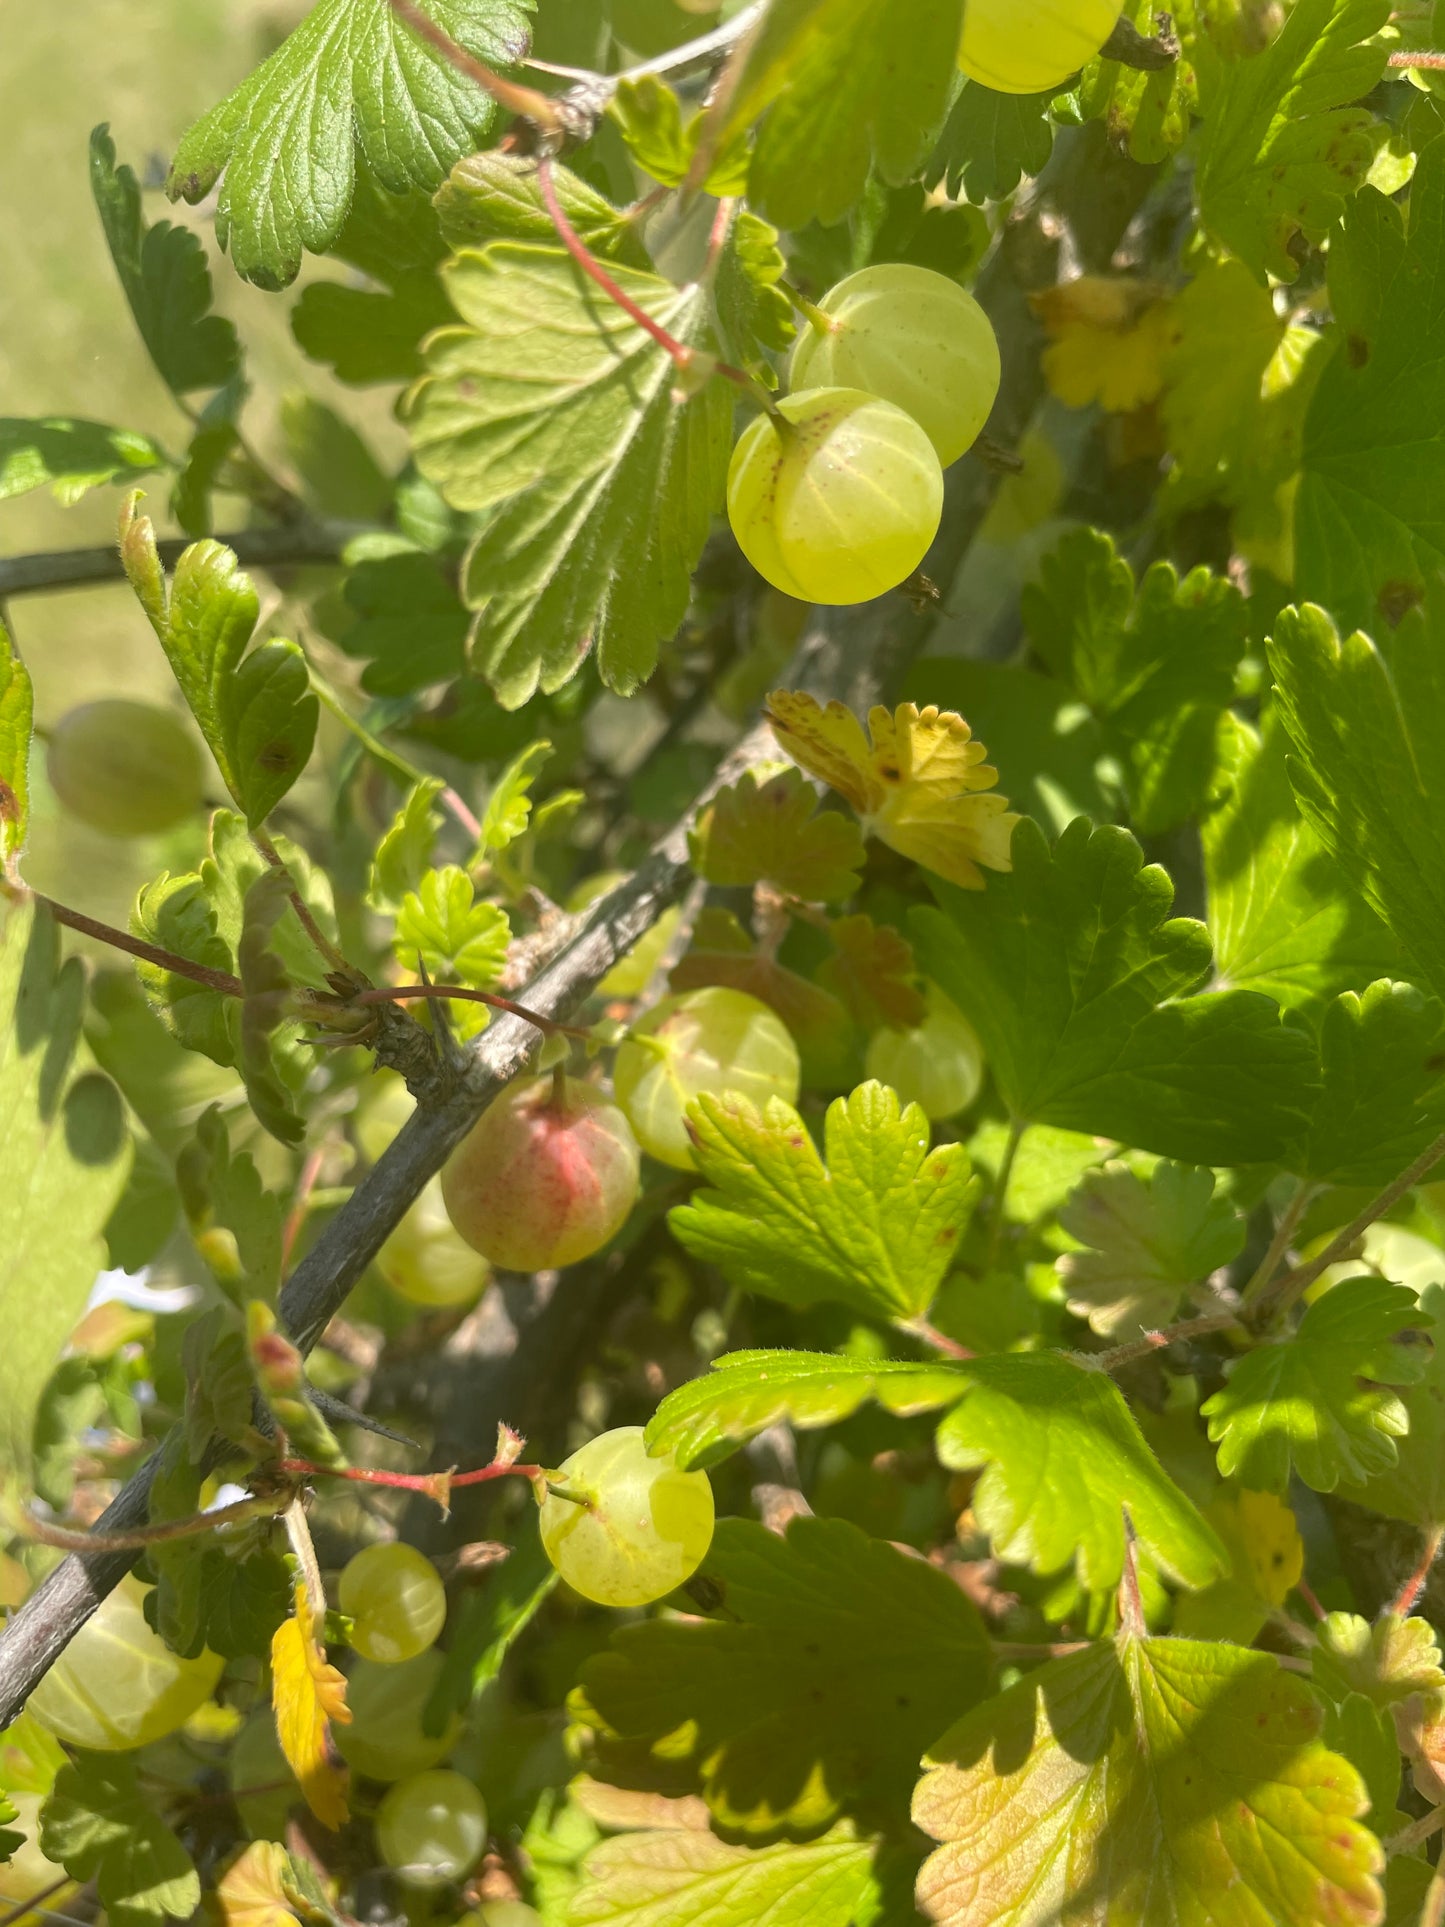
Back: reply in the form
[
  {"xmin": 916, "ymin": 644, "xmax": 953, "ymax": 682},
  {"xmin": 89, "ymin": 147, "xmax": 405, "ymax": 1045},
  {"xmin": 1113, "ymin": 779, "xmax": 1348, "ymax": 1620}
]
[
  {"xmin": 914, "ymin": 1634, "xmax": 1383, "ymax": 1927},
  {"xmin": 213, "ymin": 1842, "xmax": 299, "ymax": 1927},
  {"xmin": 1174, "ymin": 1487, "xmax": 1305, "ymax": 1646},
  {"xmin": 766, "ymin": 693, "xmax": 1017, "ymax": 890},
  {"xmin": 1033, "ymin": 276, "xmax": 1178, "ymax": 414},
  {"xmin": 270, "ymin": 1586, "xmax": 350, "ymax": 1831}
]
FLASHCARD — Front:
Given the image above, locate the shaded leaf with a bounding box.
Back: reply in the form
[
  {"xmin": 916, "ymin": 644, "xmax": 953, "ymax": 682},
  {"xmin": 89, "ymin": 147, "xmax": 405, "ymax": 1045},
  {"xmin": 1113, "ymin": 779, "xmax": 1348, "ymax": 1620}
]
[
  {"xmin": 1058, "ymin": 1160, "xmax": 1245, "ymax": 1339},
  {"xmin": 817, "ymin": 914, "xmax": 926, "ymax": 1030},
  {"xmin": 669, "ymin": 1082, "xmax": 978, "ymax": 1321},
  {"xmin": 291, "ymin": 175, "xmax": 451, "ymax": 387},
  {"xmin": 89, "ymin": 124, "xmax": 240, "ymax": 395},
  {"xmin": 927, "ymin": 79, "xmax": 1055, "ymax": 204},
  {"xmin": 0, "ymin": 417, "xmax": 162, "ymax": 505},
  {"xmin": 720, "ymin": 0, "xmax": 966, "ymax": 230},
  {"xmin": 1286, "ymin": 980, "xmax": 1445, "ymax": 1187},
  {"xmin": 913, "ymin": 817, "xmax": 1321, "ymax": 1165},
  {"xmin": 119, "ymin": 504, "xmax": 317, "ymax": 830},
  {"xmin": 1295, "ymin": 137, "xmax": 1445, "ymax": 627},
  {"xmin": 1203, "ymin": 714, "xmax": 1403, "ymax": 1016},
  {"xmin": 1270, "ymin": 592, "xmax": 1445, "ymax": 1008},
  {"xmin": 937, "ymin": 1352, "xmax": 1226, "ymax": 1591},
  {"xmin": 914, "ymin": 1635, "xmax": 1382, "ymax": 1927},
  {"xmin": 1314, "ymin": 1612, "xmax": 1445, "ymax": 1710},
  {"xmin": 368, "ymin": 777, "xmax": 444, "ymax": 914},
  {"xmin": 1202, "ymin": 1277, "xmax": 1433, "ymax": 1494},
  {"xmin": 1021, "ymin": 528, "xmax": 1245, "ymax": 834},
  {"xmin": 646, "ymin": 1349, "xmax": 973, "ymax": 1471},
  {"xmin": 330, "ymin": 552, "xmax": 469, "ymax": 696},
  {"xmin": 688, "ymin": 766, "xmax": 865, "ymax": 904},
  {"xmin": 41, "ymin": 1754, "xmax": 199, "ymax": 1927},
  {"xmin": 1336, "ymin": 1279, "xmax": 1445, "ymax": 1528},
  {"xmin": 583, "ymin": 1517, "xmax": 991, "ymax": 1835}
]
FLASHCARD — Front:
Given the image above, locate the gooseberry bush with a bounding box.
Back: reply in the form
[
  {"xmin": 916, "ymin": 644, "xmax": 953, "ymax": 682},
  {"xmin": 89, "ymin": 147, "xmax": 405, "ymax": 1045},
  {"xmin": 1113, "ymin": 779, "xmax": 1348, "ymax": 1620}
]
[{"xmin": 6, "ymin": 0, "xmax": 1445, "ymax": 1922}]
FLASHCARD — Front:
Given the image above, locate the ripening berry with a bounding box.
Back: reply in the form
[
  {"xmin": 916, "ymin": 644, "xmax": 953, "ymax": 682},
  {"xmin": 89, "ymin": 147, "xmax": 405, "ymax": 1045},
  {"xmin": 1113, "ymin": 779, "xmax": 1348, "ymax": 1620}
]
[
  {"xmin": 46, "ymin": 699, "xmax": 204, "ymax": 836},
  {"xmin": 441, "ymin": 1074, "xmax": 641, "ymax": 1271}
]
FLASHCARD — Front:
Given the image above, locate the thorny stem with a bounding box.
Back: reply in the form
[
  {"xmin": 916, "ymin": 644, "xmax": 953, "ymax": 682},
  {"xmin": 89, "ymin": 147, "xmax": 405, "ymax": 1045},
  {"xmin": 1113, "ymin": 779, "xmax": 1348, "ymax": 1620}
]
[
  {"xmin": 385, "ymin": 0, "xmax": 564, "ymax": 132},
  {"xmin": 352, "ymin": 982, "xmax": 590, "ymax": 1040},
  {"xmin": 1389, "ymin": 49, "xmax": 1445, "ymax": 67},
  {"xmin": 279, "ymin": 1457, "xmax": 544, "ymax": 1492},
  {"xmin": 703, "ymin": 196, "xmax": 738, "ymax": 280},
  {"xmin": 1295, "ymin": 1575, "xmax": 1328, "ymax": 1623},
  {"xmin": 1390, "ymin": 1524, "xmax": 1445, "ymax": 1617},
  {"xmin": 1250, "ymin": 1128, "xmax": 1445, "ymax": 1325},
  {"xmin": 1092, "ymin": 1310, "xmax": 1244, "ymax": 1373},
  {"xmin": 535, "ymin": 157, "xmax": 773, "ymax": 410},
  {"xmin": 19, "ymin": 1493, "xmax": 285, "ymax": 1553}
]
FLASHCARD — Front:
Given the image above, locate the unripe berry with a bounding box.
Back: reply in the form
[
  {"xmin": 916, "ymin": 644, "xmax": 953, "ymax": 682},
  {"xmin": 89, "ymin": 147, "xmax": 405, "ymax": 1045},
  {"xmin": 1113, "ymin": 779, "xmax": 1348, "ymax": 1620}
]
[
  {"xmin": 613, "ymin": 986, "xmax": 801, "ymax": 1170},
  {"xmin": 865, "ymin": 987, "xmax": 985, "ymax": 1122},
  {"xmin": 958, "ymin": 0, "xmax": 1119, "ymax": 94},
  {"xmin": 441, "ymin": 1074, "xmax": 641, "ymax": 1271},
  {"xmin": 46, "ymin": 699, "xmax": 204, "ymax": 837}
]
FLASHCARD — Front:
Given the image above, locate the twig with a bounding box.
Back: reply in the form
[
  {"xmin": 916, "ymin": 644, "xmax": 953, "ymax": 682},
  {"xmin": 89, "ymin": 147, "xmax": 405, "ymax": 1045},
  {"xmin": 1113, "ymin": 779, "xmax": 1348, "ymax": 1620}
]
[
  {"xmin": 546, "ymin": 1, "xmax": 766, "ymax": 134},
  {"xmin": 0, "ymin": 521, "xmax": 368, "ymax": 600},
  {"xmin": 1100, "ymin": 12, "xmax": 1180, "ymax": 69},
  {"xmin": 36, "ymin": 893, "xmax": 244, "ymax": 996},
  {"xmin": 1386, "ymin": 1807, "xmax": 1445, "ymax": 1857},
  {"xmin": 1092, "ymin": 1309, "xmax": 1243, "ymax": 1373},
  {"xmin": 1237, "ymin": 1180, "xmax": 1316, "ymax": 1312},
  {"xmin": 19, "ymin": 1492, "xmax": 284, "ymax": 1552},
  {"xmin": 1249, "ymin": 1130, "xmax": 1445, "ymax": 1325}
]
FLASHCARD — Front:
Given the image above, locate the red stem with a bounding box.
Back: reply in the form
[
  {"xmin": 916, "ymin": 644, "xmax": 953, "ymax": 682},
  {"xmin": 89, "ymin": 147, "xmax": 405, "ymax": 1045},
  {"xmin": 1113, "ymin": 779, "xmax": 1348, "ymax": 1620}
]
[
  {"xmin": 441, "ymin": 786, "xmax": 483, "ymax": 842},
  {"xmin": 535, "ymin": 158, "xmax": 762, "ymax": 401},
  {"xmin": 1390, "ymin": 50, "xmax": 1445, "ymax": 67},
  {"xmin": 1391, "ymin": 1525, "xmax": 1444, "ymax": 1617},
  {"xmin": 385, "ymin": 0, "xmax": 563, "ymax": 127},
  {"xmin": 353, "ymin": 982, "xmax": 590, "ymax": 1039},
  {"xmin": 279, "ymin": 1458, "xmax": 543, "ymax": 1491},
  {"xmin": 39, "ymin": 894, "xmax": 245, "ymax": 996}
]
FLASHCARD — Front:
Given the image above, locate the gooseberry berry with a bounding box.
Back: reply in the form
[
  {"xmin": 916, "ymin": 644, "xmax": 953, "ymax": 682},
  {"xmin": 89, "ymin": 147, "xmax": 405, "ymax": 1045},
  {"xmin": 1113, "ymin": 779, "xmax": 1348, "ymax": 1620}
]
[
  {"xmin": 727, "ymin": 387, "xmax": 944, "ymax": 604},
  {"xmin": 441, "ymin": 1074, "xmax": 641, "ymax": 1272},
  {"xmin": 613, "ymin": 986, "xmax": 800, "ymax": 1170},
  {"xmin": 538, "ymin": 1425, "xmax": 714, "ymax": 1607},
  {"xmin": 959, "ymin": 0, "xmax": 1119, "ymax": 94},
  {"xmin": 46, "ymin": 699, "xmax": 204, "ymax": 837},
  {"xmin": 789, "ymin": 264, "xmax": 1001, "ymax": 466}
]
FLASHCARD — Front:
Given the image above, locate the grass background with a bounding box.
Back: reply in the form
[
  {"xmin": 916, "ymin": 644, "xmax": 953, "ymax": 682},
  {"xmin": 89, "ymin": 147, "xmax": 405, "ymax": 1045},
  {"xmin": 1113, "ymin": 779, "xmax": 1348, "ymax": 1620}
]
[{"xmin": 0, "ymin": 0, "xmax": 397, "ymax": 918}]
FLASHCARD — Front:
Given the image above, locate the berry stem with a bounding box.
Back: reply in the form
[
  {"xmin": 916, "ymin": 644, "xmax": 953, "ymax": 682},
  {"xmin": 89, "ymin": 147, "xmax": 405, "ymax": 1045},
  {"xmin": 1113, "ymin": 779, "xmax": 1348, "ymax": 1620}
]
[
  {"xmin": 778, "ymin": 277, "xmax": 835, "ymax": 335},
  {"xmin": 535, "ymin": 157, "xmax": 775, "ymax": 412}
]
